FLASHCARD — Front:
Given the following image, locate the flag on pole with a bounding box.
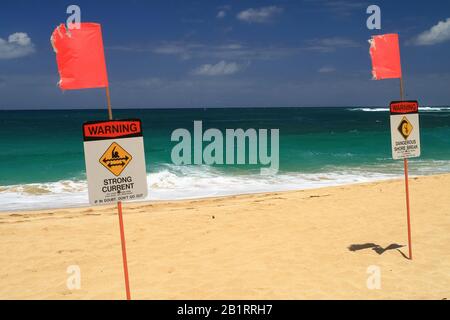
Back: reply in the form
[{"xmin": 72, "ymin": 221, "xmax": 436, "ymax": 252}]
[
  {"xmin": 51, "ymin": 23, "xmax": 109, "ymax": 90},
  {"xmin": 369, "ymin": 33, "xmax": 402, "ymax": 80}
]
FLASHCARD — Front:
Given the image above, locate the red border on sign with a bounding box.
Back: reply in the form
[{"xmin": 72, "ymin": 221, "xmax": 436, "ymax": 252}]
[
  {"xmin": 390, "ymin": 101, "xmax": 419, "ymax": 114},
  {"xmin": 83, "ymin": 120, "xmax": 142, "ymax": 140}
]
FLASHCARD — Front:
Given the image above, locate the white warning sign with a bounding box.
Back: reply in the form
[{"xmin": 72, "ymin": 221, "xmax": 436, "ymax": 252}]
[
  {"xmin": 83, "ymin": 119, "xmax": 148, "ymax": 205},
  {"xmin": 390, "ymin": 101, "xmax": 421, "ymax": 160}
]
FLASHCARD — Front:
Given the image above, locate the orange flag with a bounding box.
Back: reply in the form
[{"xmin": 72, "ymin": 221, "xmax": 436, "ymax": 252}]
[
  {"xmin": 51, "ymin": 23, "xmax": 109, "ymax": 90},
  {"xmin": 369, "ymin": 33, "xmax": 402, "ymax": 80}
]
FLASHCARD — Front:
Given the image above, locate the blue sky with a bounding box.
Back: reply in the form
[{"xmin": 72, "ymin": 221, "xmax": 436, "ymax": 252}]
[{"xmin": 1, "ymin": 0, "xmax": 450, "ymax": 109}]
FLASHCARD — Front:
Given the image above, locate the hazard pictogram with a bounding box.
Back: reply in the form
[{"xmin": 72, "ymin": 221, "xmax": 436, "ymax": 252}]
[
  {"xmin": 398, "ymin": 116, "xmax": 413, "ymax": 140},
  {"xmin": 100, "ymin": 142, "xmax": 132, "ymax": 176}
]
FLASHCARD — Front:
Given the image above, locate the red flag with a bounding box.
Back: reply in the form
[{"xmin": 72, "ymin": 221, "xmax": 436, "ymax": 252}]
[
  {"xmin": 51, "ymin": 23, "xmax": 109, "ymax": 90},
  {"xmin": 369, "ymin": 33, "xmax": 402, "ymax": 80}
]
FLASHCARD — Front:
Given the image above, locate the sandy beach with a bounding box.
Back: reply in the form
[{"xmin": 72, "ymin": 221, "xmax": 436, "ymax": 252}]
[{"xmin": 1, "ymin": 174, "xmax": 449, "ymax": 300}]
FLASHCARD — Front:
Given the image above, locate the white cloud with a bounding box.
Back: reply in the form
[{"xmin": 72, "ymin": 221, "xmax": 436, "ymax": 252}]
[
  {"xmin": 0, "ymin": 32, "xmax": 35, "ymax": 59},
  {"xmin": 237, "ymin": 6, "xmax": 283, "ymax": 23},
  {"xmin": 412, "ymin": 18, "xmax": 450, "ymax": 46},
  {"xmin": 217, "ymin": 10, "xmax": 227, "ymax": 19},
  {"xmin": 318, "ymin": 66, "xmax": 336, "ymax": 73},
  {"xmin": 305, "ymin": 37, "xmax": 360, "ymax": 52},
  {"xmin": 193, "ymin": 61, "xmax": 241, "ymax": 76},
  {"xmin": 217, "ymin": 5, "xmax": 231, "ymax": 19},
  {"xmin": 111, "ymin": 41, "xmax": 300, "ymax": 61}
]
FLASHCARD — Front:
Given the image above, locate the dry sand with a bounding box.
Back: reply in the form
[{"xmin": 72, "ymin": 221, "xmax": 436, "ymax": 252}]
[{"xmin": 1, "ymin": 174, "xmax": 449, "ymax": 300}]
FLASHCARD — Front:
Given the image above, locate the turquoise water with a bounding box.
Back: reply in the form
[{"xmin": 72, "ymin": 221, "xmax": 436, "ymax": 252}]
[{"xmin": 1, "ymin": 107, "xmax": 450, "ymax": 210}]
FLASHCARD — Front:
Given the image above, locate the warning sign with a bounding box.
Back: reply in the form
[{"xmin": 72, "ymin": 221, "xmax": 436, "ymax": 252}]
[
  {"xmin": 397, "ymin": 116, "xmax": 413, "ymax": 140},
  {"xmin": 83, "ymin": 119, "xmax": 148, "ymax": 205},
  {"xmin": 100, "ymin": 142, "xmax": 133, "ymax": 176},
  {"xmin": 390, "ymin": 101, "xmax": 421, "ymax": 160}
]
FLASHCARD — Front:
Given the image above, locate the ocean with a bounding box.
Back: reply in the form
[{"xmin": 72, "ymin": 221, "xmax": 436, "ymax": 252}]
[{"xmin": 1, "ymin": 106, "xmax": 450, "ymax": 211}]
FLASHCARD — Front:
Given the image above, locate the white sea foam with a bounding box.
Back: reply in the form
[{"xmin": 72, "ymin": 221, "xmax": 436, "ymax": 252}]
[
  {"xmin": 348, "ymin": 107, "xmax": 450, "ymax": 112},
  {"xmin": 1, "ymin": 161, "xmax": 449, "ymax": 212},
  {"xmin": 348, "ymin": 108, "xmax": 389, "ymax": 112},
  {"xmin": 0, "ymin": 168, "xmax": 398, "ymax": 212},
  {"xmin": 419, "ymin": 107, "xmax": 450, "ymax": 112}
]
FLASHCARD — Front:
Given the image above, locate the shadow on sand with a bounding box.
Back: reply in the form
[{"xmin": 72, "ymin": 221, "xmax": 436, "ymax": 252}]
[{"xmin": 348, "ymin": 243, "xmax": 409, "ymax": 259}]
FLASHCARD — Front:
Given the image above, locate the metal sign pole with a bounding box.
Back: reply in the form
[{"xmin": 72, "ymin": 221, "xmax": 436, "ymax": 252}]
[
  {"xmin": 400, "ymin": 78, "xmax": 413, "ymax": 260},
  {"xmin": 106, "ymin": 87, "xmax": 131, "ymax": 298}
]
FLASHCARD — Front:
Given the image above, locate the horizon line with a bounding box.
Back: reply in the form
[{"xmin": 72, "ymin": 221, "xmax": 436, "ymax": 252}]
[{"xmin": 1, "ymin": 105, "xmax": 447, "ymax": 111}]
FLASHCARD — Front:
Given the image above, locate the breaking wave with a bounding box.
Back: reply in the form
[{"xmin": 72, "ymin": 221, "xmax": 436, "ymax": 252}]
[
  {"xmin": 2, "ymin": 160, "xmax": 450, "ymax": 212},
  {"xmin": 348, "ymin": 107, "xmax": 450, "ymax": 112}
]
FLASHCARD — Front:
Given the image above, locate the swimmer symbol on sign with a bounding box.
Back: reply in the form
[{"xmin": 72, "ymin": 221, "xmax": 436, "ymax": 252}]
[
  {"xmin": 100, "ymin": 142, "xmax": 132, "ymax": 176},
  {"xmin": 398, "ymin": 116, "xmax": 413, "ymax": 140}
]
